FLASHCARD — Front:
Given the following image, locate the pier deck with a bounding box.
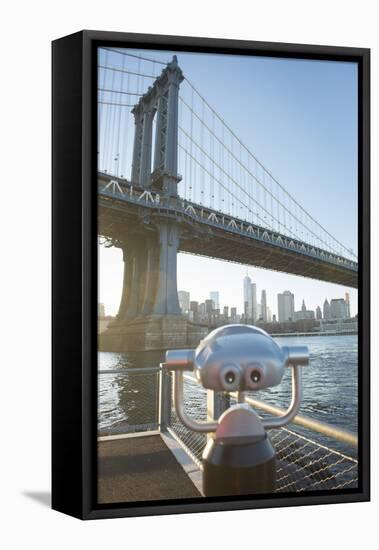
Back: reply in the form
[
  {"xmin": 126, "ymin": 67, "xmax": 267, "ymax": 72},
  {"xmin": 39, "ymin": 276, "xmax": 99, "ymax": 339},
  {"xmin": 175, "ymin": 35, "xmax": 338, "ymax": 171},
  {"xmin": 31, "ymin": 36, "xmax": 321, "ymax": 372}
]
[{"xmin": 98, "ymin": 434, "xmax": 201, "ymax": 503}]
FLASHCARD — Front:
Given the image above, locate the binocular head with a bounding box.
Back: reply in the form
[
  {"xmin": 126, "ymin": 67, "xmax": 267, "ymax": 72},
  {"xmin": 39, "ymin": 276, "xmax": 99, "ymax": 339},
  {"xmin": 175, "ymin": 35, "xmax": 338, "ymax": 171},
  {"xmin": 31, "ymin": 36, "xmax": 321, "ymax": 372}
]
[{"xmin": 166, "ymin": 324, "xmax": 309, "ymax": 393}]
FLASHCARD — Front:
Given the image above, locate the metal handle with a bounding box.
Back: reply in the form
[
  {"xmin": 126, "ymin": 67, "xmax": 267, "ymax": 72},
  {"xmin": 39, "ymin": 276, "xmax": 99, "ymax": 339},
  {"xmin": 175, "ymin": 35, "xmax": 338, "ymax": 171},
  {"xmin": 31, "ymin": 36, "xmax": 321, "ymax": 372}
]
[
  {"xmin": 262, "ymin": 365, "xmax": 302, "ymax": 430},
  {"xmin": 165, "ymin": 349, "xmax": 195, "ymax": 371},
  {"xmin": 283, "ymin": 345, "xmax": 309, "ymax": 367},
  {"xmin": 174, "ymin": 371, "xmax": 218, "ymax": 433}
]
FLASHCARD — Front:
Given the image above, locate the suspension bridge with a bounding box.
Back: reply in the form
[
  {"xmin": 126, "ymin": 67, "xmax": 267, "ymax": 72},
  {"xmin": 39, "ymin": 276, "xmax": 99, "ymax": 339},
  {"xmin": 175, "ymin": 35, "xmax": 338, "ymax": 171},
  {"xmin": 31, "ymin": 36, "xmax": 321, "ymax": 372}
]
[{"xmin": 97, "ymin": 48, "xmax": 358, "ymax": 351}]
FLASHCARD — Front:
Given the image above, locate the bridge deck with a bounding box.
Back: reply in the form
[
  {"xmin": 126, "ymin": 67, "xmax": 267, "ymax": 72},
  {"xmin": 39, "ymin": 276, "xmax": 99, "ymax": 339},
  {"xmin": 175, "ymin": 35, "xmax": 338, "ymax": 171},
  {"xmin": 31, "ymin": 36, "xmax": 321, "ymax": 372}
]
[{"xmin": 98, "ymin": 174, "xmax": 358, "ymax": 288}]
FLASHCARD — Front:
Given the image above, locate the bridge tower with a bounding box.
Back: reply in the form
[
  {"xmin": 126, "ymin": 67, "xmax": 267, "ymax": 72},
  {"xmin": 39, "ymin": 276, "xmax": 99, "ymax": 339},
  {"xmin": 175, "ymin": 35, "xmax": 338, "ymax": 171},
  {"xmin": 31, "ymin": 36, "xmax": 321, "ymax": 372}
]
[{"xmin": 99, "ymin": 57, "xmax": 207, "ymax": 352}]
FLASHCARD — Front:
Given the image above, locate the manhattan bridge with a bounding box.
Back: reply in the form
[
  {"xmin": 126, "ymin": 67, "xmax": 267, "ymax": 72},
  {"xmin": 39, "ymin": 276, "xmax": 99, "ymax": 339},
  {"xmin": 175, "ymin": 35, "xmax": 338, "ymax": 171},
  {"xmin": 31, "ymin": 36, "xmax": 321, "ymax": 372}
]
[{"xmin": 97, "ymin": 48, "xmax": 358, "ymax": 351}]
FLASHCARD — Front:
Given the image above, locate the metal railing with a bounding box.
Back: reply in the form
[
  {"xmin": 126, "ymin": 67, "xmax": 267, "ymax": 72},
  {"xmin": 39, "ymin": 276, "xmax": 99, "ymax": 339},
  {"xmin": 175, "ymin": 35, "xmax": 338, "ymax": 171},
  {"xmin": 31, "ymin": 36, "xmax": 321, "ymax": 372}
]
[
  {"xmin": 98, "ymin": 366, "xmax": 160, "ymax": 436},
  {"xmin": 165, "ymin": 372, "xmax": 358, "ymax": 492},
  {"xmin": 98, "ymin": 366, "xmax": 358, "ymax": 492}
]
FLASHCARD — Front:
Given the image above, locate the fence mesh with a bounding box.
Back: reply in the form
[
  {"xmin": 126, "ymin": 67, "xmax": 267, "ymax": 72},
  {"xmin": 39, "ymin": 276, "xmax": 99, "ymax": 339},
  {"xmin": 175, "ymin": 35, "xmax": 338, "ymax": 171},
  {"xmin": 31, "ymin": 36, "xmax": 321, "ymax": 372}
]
[
  {"xmin": 98, "ymin": 368, "xmax": 358, "ymax": 493},
  {"xmin": 98, "ymin": 368, "xmax": 160, "ymax": 436},
  {"xmin": 168, "ymin": 373, "xmax": 358, "ymax": 493}
]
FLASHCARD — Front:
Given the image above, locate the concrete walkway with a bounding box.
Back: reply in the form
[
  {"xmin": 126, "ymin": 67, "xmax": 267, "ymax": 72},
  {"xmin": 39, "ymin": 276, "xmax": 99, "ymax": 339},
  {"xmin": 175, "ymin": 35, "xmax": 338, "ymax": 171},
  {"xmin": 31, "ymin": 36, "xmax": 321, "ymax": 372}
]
[{"xmin": 98, "ymin": 434, "xmax": 202, "ymax": 504}]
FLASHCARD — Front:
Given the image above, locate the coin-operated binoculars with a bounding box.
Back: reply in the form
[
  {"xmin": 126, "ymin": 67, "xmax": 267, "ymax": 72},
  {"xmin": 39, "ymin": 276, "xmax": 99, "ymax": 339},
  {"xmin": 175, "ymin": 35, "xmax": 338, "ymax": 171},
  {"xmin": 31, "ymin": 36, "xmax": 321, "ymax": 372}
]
[{"xmin": 164, "ymin": 325, "xmax": 309, "ymax": 496}]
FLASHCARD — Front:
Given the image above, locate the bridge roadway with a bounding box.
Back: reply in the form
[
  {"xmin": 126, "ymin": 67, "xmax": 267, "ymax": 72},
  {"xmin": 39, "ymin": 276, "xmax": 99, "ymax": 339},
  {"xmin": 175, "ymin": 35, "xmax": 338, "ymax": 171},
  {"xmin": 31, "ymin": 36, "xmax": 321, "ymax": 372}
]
[{"xmin": 98, "ymin": 172, "xmax": 358, "ymax": 289}]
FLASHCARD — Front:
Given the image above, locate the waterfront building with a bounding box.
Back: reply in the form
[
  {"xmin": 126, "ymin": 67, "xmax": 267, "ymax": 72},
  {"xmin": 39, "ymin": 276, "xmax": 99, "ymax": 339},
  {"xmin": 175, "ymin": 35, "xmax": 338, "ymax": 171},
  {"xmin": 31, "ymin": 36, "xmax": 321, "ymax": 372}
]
[
  {"xmin": 261, "ymin": 290, "xmax": 268, "ymax": 322},
  {"xmin": 323, "ymin": 298, "xmax": 331, "ymax": 320},
  {"xmin": 266, "ymin": 306, "xmax": 272, "ymax": 323},
  {"xmin": 199, "ymin": 302, "xmax": 206, "ymax": 318},
  {"xmin": 178, "ymin": 290, "xmax": 190, "ymax": 313},
  {"xmin": 294, "ymin": 299, "xmax": 315, "ymax": 321},
  {"xmin": 189, "ymin": 301, "xmax": 199, "ymax": 322},
  {"xmin": 294, "ymin": 309, "xmax": 315, "ymax": 321},
  {"xmin": 278, "ymin": 291, "xmax": 295, "ymax": 322},
  {"xmin": 223, "ymin": 306, "xmax": 229, "ymax": 319},
  {"xmin": 345, "ymin": 292, "xmax": 351, "ymax": 318},
  {"xmin": 319, "ymin": 318, "xmax": 357, "ymax": 333},
  {"xmin": 205, "ymin": 299, "xmax": 213, "ymax": 316},
  {"xmin": 316, "ymin": 305, "xmax": 322, "ymax": 320},
  {"xmin": 190, "ymin": 300, "xmax": 198, "ymax": 313},
  {"xmin": 230, "ymin": 307, "xmax": 237, "ymax": 321},
  {"xmin": 210, "ymin": 291, "xmax": 220, "ymax": 310},
  {"xmin": 251, "ymin": 282, "xmax": 257, "ymax": 322},
  {"xmin": 256, "ymin": 303, "xmax": 262, "ymax": 321},
  {"xmin": 243, "ymin": 275, "xmax": 252, "ymax": 321},
  {"xmin": 330, "ymin": 298, "xmax": 349, "ymax": 319}
]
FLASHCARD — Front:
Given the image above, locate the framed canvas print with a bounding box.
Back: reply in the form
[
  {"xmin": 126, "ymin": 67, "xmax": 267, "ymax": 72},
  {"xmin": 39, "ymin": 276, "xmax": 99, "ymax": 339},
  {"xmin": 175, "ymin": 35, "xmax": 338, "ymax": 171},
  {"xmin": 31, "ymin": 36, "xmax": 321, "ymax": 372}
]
[{"xmin": 52, "ymin": 31, "xmax": 370, "ymax": 519}]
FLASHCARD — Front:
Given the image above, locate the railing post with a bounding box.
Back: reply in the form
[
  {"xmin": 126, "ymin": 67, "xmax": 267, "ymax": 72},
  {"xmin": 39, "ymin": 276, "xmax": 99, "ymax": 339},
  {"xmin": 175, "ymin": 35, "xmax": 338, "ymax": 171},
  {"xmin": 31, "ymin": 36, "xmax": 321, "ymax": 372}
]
[{"xmin": 159, "ymin": 368, "xmax": 172, "ymax": 431}]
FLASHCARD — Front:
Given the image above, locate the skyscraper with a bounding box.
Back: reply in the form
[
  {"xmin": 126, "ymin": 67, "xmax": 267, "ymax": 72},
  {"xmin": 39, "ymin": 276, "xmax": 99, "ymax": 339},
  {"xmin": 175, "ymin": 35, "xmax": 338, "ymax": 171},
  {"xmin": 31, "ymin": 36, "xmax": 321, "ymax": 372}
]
[
  {"xmin": 330, "ymin": 298, "xmax": 348, "ymax": 319},
  {"xmin": 243, "ymin": 275, "xmax": 252, "ymax": 321},
  {"xmin": 323, "ymin": 299, "xmax": 331, "ymax": 320},
  {"xmin": 190, "ymin": 301, "xmax": 198, "ymax": 315},
  {"xmin": 266, "ymin": 306, "xmax": 272, "ymax": 323},
  {"xmin": 277, "ymin": 291, "xmax": 295, "ymax": 322},
  {"xmin": 205, "ymin": 299, "xmax": 214, "ymax": 315},
  {"xmin": 345, "ymin": 292, "xmax": 351, "ymax": 318},
  {"xmin": 210, "ymin": 291, "xmax": 220, "ymax": 310},
  {"xmin": 230, "ymin": 307, "xmax": 237, "ymax": 321},
  {"xmin": 178, "ymin": 290, "xmax": 190, "ymax": 313},
  {"xmin": 316, "ymin": 306, "xmax": 322, "ymax": 320},
  {"xmin": 251, "ymin": 282, "xmax": 257, "ymax": 322},
  {"xmin": 261, "ymin": 290, "xmax": 267, "ymax": 322}
]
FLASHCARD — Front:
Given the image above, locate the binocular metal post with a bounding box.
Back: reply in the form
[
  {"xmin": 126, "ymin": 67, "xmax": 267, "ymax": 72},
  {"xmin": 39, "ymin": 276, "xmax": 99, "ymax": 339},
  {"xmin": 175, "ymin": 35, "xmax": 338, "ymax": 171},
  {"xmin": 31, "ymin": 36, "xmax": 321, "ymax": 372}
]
[{"xmin": 164, "ymin": 325, "xmax": 309, "ymax": 497}]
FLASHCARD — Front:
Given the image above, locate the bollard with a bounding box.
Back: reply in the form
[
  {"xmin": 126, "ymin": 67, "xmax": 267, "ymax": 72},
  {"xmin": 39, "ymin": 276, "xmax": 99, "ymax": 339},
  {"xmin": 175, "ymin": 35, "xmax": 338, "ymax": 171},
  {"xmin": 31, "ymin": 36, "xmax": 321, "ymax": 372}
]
[{"xmin": 163, "ymin": 324, "xmax": 309, "ymax": 497}]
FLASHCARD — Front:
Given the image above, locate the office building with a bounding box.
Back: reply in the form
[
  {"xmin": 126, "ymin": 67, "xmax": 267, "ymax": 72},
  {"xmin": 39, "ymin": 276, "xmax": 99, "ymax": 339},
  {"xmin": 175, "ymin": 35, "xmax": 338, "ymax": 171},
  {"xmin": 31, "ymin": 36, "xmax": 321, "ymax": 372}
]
[
  {"xmin": 323, "ymin": 299, "xmax": 331, "ymax": 320},
  {"xmin": 294, "ymin": 299, "xmax": 315, "ymax": 321},
  {"xmin": 251, "ymin": 282, "xmax": 257, "ymax": 322},
  {"xmin": 210, "ymin": 291, "xmax": 220, "ymax": 310},
  {"xmin": 277, "ymin": 291, "xmax": 295, "ymax": 322},
  {"xmin": 266, "ymin": 306, "xmax": 272, "ymax": 323},
  {"xmin": 261, "ymin": 290, "xmax": 267, "ymax": 322},
  {"xmin": 178, "ymin": 290, "xmax": 190, "ymax": 313},
  {"xmin": 243, "ymin": 275, "xmax": 252, "ymax": 321},
  {"xmin": 205, "ymin": 299, "xmax": 214, "ymax": 315},
  {"xmin": 345, "ymin": 292, "xmax": 351, "ymax": 318},
  {"xmin": 330, "ymin": 298, "xmax": 348, "ymax": 320}
]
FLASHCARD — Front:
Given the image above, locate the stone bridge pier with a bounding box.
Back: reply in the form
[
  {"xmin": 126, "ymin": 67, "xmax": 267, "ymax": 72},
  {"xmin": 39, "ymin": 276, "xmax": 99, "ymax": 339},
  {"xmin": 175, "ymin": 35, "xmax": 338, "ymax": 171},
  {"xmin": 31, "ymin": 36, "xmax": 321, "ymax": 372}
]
[
  {"xmin": 99, "ymin": 221, "xmax": 207, "ymax": 352},
  {"xmin": 99, "ymin": 55, "xmax": 207, "ymax": 352}
]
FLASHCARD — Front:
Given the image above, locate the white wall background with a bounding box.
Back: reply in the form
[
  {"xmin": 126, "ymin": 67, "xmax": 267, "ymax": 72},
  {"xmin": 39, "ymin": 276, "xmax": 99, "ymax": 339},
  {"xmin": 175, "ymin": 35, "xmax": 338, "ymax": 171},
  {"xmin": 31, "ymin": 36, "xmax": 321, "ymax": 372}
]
[{"xmin": 0, "ymin": 1, "xmax": 377, "ymax": 547}]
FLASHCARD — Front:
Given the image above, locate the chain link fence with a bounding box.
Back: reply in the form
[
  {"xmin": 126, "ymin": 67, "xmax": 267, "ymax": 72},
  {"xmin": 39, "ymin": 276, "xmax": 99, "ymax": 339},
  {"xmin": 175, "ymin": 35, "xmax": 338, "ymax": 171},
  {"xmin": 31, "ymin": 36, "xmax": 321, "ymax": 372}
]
[
  {"xmin": 98, "ymin": 367, "xmax": 358, "ymax": 492},
  {"xmin": 98, "ymin": 367, "xmax": 160, "ymax": 436},
  {"xmin": 166, "ymin": 372, "xmax": 358, "ymax": 492}
]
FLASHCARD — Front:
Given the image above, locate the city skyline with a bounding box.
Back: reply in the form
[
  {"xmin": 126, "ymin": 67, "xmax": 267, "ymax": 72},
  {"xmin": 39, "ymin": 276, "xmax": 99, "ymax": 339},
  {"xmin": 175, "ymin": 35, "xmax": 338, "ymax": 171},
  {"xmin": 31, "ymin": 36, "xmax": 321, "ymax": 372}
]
[
  {"xmin": 99, "ymin": 247, "xmax": 357, "ymax": 319},
  {"xmin": 176, "ymin": 282, "xmax": 353, "ymax": 320}
]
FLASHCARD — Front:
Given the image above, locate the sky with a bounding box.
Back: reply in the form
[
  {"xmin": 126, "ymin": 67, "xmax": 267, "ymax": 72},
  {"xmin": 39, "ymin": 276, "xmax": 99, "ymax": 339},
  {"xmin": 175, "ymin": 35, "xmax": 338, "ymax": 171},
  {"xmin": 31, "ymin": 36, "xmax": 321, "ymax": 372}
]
[{"xmin": 98, "ymin": 48, "xmax": 358, "ymax": 318}]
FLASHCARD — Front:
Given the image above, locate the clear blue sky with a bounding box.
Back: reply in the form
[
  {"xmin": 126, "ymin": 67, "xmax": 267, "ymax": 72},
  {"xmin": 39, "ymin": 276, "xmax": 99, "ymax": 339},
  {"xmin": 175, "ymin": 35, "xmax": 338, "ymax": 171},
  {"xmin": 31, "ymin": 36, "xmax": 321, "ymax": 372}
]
[{"xmin": 98, "ymin": 48, "xmax": 358, "ymax": 317}]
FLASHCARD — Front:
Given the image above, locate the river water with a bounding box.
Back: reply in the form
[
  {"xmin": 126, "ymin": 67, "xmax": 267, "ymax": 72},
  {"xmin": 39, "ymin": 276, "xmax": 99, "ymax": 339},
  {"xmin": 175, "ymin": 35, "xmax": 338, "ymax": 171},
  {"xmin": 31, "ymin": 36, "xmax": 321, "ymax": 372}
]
[{"xmin": 98, "ymin": 334, "xmax": 358, "ymax": 453}]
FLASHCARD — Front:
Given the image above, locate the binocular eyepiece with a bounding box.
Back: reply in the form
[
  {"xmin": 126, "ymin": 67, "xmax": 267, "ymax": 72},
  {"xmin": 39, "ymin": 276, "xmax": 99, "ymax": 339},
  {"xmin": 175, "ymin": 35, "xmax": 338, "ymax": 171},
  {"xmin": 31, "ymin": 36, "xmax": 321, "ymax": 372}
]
[{"xmin": 165, "ymin": 324, "xmax": 309, "ymax": 393}]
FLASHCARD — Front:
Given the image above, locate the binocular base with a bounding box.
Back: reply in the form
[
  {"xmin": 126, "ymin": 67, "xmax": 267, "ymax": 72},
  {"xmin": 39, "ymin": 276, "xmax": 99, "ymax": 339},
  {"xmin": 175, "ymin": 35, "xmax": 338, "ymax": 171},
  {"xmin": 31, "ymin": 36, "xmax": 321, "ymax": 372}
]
[{"xmin": 202, "ymin": 434, "xmax": 276, "ymax": 497}]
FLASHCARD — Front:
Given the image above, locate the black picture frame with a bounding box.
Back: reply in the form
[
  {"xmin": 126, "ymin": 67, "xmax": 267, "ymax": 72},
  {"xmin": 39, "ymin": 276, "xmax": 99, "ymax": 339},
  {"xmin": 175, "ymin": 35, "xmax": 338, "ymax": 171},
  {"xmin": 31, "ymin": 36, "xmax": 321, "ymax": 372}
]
[{"xmin": 52, "ymin": 30, "xmax": 370, "ymax": 520}]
